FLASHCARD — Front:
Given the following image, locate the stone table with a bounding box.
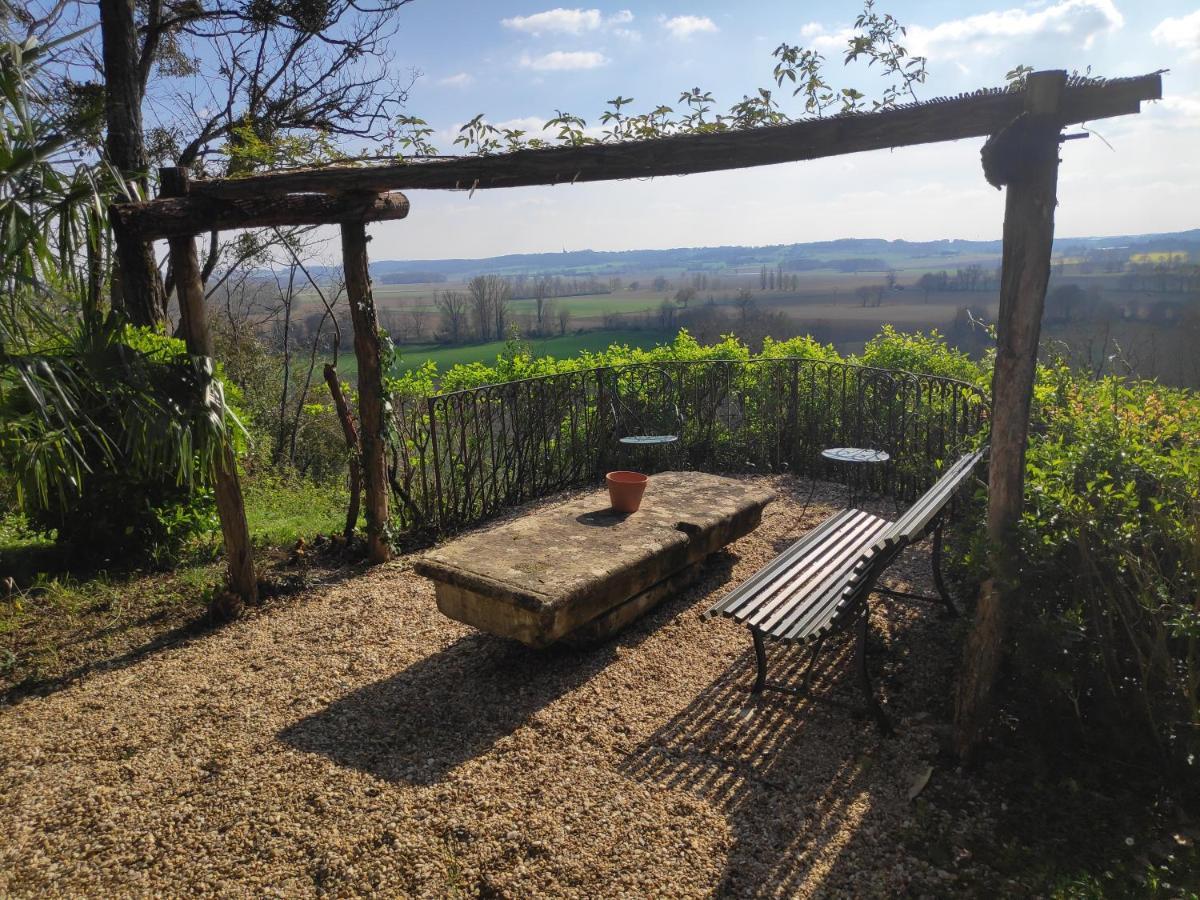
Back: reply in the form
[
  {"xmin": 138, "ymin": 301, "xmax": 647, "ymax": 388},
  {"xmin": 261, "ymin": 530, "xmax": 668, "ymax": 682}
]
[{"xmin": 413, "ymin": 472, "xmax": 775, "ymax": 647}]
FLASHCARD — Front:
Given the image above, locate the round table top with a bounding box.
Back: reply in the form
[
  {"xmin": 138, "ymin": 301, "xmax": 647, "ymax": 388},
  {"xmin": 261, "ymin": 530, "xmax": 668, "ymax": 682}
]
[
  {"xmin": 619, "ymin": 434, "xmax": 679, "ymax": 445},
  {"xmin": 821, "ymin": 447, "xmax": 890, "ymax": 464}
]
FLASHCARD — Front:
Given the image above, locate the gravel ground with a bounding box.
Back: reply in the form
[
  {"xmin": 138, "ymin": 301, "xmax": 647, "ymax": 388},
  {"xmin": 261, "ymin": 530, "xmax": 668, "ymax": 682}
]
[{"xmin": 0, "ymin": 476, "xmax": 998, "ymax": 897}]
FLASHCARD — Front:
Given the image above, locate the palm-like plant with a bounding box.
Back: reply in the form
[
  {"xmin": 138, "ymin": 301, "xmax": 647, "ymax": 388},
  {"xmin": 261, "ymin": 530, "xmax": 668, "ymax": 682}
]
[{"xmin": 0, "ymin": 34, "xmax": 236, "ymax": 564}]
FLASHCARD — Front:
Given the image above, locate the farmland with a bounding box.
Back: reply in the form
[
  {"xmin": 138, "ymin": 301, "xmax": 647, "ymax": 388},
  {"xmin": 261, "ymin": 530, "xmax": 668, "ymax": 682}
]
[
  {"xmin": 275, "ymin": 229, "xmax": 1199, "ymax": 384},
  {"xmin": 339, "ymin": 329, "xmax": 676, "ymax": 375}
]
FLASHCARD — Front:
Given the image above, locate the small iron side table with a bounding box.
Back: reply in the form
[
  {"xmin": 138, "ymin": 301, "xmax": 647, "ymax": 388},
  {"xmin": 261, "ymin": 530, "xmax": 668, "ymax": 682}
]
[
  {"xmin": 618, "ymin": 433, "xmax": 679, "ymax": 471},
  {"xmin": 820, "ymin": 447, "xmax": 890, "ymax": 507}
]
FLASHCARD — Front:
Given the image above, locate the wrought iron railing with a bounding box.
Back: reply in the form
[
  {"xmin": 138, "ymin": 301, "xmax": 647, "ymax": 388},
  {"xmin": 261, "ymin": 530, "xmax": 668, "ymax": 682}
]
[{"xmin": 388, "ymin": 358, "xmax": 988, "ymax": 536}]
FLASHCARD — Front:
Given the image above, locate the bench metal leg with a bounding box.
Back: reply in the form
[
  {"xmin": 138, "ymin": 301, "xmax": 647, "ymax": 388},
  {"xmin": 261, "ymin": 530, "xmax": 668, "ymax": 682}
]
[
  {"xmin": 751, "ymin": 628, "xmax": 767, "ymax": 693},
  {"xmin": 855, "ymin": 612, "xmax": 894, "ymax": 736},
  {"xmin": 931, "ymin": 518, "xmax": 957, "ymax": 618},
  {"xmin": 802, "ymin": 634, "xmax": 827, "ymax": 692}
]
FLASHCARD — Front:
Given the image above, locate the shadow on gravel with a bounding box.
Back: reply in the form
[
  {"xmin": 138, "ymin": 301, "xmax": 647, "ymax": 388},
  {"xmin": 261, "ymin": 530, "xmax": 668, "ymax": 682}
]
[
  {"xmin": 279, "ymin": 551, "xmax": 740, "ymax": 786},
  {"xmin": 1, "ymin": 564, "xmax": 366, "ymax": 707},
  {"xmin": 619, "ymin": 632, "xmax": 895, "ymax": 897}
]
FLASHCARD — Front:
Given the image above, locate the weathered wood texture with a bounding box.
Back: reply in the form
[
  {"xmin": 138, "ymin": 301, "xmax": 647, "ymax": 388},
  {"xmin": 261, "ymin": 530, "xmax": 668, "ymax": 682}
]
[
  {"xmin": 112, "ymin": 191, "xmax": 410, "ymax": 240},
  {"xmin": 182, "ymin": 73, "xmax": 1159, "ymax": 200},
  {"xmin": 160, "ymin": 168, "xmax": 259, "ymax": 613},
  {"xmin": 341, "ymin": 221, "xmax": 391, "ymax": 564},
  {"xmin": 954, "ymin": 72, "xmax": 1067, "ymax": 758},
  {"xmin": 324, "ymin": 363, "xmax": 362, "ymax": 541}
]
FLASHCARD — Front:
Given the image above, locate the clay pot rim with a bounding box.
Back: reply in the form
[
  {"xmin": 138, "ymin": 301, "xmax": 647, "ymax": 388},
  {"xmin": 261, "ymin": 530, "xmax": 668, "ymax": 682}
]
[{"xmin": 606, "ymin": 470, "xmax": 649, "ymax": 485}]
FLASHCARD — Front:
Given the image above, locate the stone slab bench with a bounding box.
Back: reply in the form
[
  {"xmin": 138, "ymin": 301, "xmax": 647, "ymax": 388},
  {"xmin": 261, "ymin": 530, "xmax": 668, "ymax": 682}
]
[{"xmin": 414, "ymin": 472, "xmax": 775, "ymax": 647}]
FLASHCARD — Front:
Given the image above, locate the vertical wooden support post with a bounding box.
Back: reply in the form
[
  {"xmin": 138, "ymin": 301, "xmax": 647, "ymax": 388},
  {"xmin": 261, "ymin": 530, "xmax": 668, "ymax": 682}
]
[
  {"xmin": 159, "ymin": 167, "xmax": 258, "ymax": 616},
  {"xmin": 323, "ymin": 363, "xmax": 363, "ymax": 541},
  {"xmin": 954, "ymin": 71, "xmax": 1066, "ymax": 757},
  {"xmin": 341, "ymin": 218, "xmax": 392, "ymax": 563}
]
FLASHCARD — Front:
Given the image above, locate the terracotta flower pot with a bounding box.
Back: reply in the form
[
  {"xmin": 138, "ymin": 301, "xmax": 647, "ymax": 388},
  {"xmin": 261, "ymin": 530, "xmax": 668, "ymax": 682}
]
[{"xmin": 606, "ymin": 471, "xmax": 648, "ymax": 513}]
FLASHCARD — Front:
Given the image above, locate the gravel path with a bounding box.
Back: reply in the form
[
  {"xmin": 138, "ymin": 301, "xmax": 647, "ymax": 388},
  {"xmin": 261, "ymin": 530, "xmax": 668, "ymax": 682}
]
[{"xmin": 0, "ymin": 476, "xmax": 993, "ymax": 897}]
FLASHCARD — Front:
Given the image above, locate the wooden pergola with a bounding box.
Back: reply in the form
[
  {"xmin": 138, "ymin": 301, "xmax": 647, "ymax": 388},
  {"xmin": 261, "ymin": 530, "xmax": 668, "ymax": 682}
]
[{"xmin": 110, "ymin": 69, "xmax": 1160, "ymax": 747}]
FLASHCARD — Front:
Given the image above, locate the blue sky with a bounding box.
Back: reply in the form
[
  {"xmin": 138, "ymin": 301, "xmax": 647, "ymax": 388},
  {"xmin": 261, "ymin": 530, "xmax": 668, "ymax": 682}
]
[{"xmin": 353, "ymin": 1, "xmax": 1199, "ymax": 260}]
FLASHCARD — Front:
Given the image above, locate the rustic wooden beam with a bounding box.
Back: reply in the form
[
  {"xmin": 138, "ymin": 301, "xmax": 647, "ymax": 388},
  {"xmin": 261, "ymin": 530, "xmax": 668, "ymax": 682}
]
[
  {"xmin": 182, "ymin": 72, "xmax": 1160, "ymax": 200},
  {"xmin": 954, "ymin": 71, "xmax": 1067, "ymax": 758},
  {"xmin": 159, "ymin": 167, "xmax": 259, "ymax": 615},
  {"xmin": 341, "ymin": 218, "xmax": 392, "ymax": 564},
  {"xmin": 111, "ymin": 190, "xmax": 410, "ymax": 240}
]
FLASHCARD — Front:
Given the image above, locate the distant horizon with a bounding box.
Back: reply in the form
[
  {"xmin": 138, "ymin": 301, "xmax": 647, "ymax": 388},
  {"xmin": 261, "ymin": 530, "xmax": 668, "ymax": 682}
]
[{"xmin": 363, "ymin": 225, "xmax": 1200, "ymax": 266}]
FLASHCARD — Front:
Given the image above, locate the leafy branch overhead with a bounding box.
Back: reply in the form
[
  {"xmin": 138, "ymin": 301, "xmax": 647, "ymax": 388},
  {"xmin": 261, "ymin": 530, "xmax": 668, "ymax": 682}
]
[{"xmin": 443, "ymin": 0, "xmax": 927, "ymax": 157}]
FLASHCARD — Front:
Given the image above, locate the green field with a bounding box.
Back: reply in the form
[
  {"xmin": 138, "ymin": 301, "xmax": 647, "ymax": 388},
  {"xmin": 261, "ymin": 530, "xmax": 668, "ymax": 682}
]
[{"xmin": 338, "ymin": 328, "xmax": 676, "ymax": 376}]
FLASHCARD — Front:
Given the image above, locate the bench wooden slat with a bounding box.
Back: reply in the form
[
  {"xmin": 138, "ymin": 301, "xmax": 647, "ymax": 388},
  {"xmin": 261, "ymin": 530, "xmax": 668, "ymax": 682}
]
[
  {"xmin": 704, "ymin": 509, "xmax": 859, "ymax": 620},
  {"xmin": 763, "ymin": 515, "xmax": 892, "ymax": 639},
  {"xmin": 839, "ymin": 448, "xmax": 987, "ymax": 601},
  {"xmin": 778, "ymin": 526, "xmax": 896, "ymax": 641},
  {"xmin": 747, "ymin": 510, "xmax": 892, "ymax": 632},
  {"xmin": 887, "ymin": 448, "xmax": 985, "ymax": 544}
]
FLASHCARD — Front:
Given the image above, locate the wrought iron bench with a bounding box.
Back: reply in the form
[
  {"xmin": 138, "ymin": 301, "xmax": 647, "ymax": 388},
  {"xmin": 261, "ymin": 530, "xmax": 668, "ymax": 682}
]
[{"xmin": 703, "ymin": 448, "xmax": 986, "ymax": 734}]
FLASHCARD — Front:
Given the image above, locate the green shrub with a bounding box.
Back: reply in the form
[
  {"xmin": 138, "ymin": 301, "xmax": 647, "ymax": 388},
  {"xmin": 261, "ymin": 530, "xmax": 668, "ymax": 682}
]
[
  {"xmin": 1, "ymin": 325, "xmax": 235, "ymax": 567},
  {"xmin": 1007, "ymin": 365, "xmax": 1199, "ymax": 782},
  {"xmin": 859, "ymin": 325, "xmax": 987, "ymax": 386}
]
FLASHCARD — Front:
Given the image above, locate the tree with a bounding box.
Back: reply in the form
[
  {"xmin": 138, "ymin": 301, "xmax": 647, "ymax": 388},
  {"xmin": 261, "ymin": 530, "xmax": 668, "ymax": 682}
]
[
  {"xmin": 492, "ymin": 280, "xmax": 512, "ymax": 340},
  {"xmin": 98, "ymin": 0, "xmax": 166, "ymax": 326},
  {"xmin": 85, "ymin": 0, "xmax": 419, "ymax": 323},
  {"xmin": 917, "ymin": 272, "xmax": 937, "ymax": 303},
  {"xmin": 464, "ymin": 274, "xmax": 512, "ymax": 342},
  {"xmin": 674, "ymin": 286, "xmax": 696, "ymax": 309},
  {"xmin": 533, "ymin": 277, "xmax": 550, "ymax": 333},
  {"xmin": 658, "ymin": 299, "xmax": 677, "ymax": 330},
  {"xmin": 734, "ymin": 288, "xmax": 755, "ymax": 322},
  {"xmin": 557, "ymin": 305, "xmax": 571, "ymax": 335},
  {"xmin": 436, "ymin": 290, "xmax": 469, "ymax": 344},
  {"xmin": 1044, "ymin": 283, "xmax": 1086, "ymax": 323}
]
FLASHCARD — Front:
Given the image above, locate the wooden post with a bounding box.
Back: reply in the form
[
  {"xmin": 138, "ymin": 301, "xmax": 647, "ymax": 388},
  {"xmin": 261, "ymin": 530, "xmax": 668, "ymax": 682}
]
[
  {"xmin": 324, "ymin": 363, "xmax": 363, "ymax": 541},
  {"xmin": 341, "ymin": 218, "xmax": 391, "ymax": 563},
  {"xmin": 954, "ymin": 71, "xmax": 1067, "ymax": 758},
  {"xmin": 159, "ymin": 167, "xmax": 258, "ymax": 616}
]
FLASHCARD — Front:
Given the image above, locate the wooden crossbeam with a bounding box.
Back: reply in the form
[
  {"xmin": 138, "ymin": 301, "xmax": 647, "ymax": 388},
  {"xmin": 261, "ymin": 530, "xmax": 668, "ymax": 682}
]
[
  {"xmin": 110, "ymin": 190, "xmax": 410, "ymax": 240},
  {"xmin": 183, "ymin": 72, "xmax": 1160, "ymax": 201}
]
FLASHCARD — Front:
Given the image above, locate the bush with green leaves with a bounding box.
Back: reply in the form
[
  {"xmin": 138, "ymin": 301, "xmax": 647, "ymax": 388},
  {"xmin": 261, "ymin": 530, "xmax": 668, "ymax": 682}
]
[
  {"xmin": 0, "ymin": 325, "xmax": 242, "ymax": 566},
  {"xmin": 1007, "ymin": 365, "xmax": 1199, "ymax": 781}
]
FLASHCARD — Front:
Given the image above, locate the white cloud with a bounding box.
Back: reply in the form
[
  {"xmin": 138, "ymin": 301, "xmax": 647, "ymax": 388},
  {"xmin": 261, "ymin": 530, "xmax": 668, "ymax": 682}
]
[
  {"xmin": 503, "ymin": 8, "xmax": 601, "ymax": 34},
  {"xmin": 908, "ymin": 0, "xmax": 1124, "ymax": 60},
  {"xmin": 1157, "ymin": 95, "xmax": 1200, "ymax": 123},
  {"xmin": 502, "ymin": 8, "xmax": 635, "ymax": 36},
  {"xmin": 801, "ymin": 0, "xmax": 1122, "ymax": 61},
  {"xmin": 518, "ymin": 50, "xmax": 609, "ymax": 71},
  {"xmin": 660, "ymin": 14, "xmax": 718, "ymax": 40},
  {"xmin": 437, "ymin": 72, "xmax": 473, "ymax": 88},
  {"xmin": 1152, "ymin": 10, "xmax": 1200, "ymax": 61}
]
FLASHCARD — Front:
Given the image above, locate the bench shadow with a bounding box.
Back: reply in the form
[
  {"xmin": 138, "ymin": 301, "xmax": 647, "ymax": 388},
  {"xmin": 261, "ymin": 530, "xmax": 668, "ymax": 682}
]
[
  {"xmin": 278, "ymin": 550, "xmax": 739, "ymax": 786},
  {"xmin": 620, "ymin": 632, "xmax": 893, "ymax": 898}
]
